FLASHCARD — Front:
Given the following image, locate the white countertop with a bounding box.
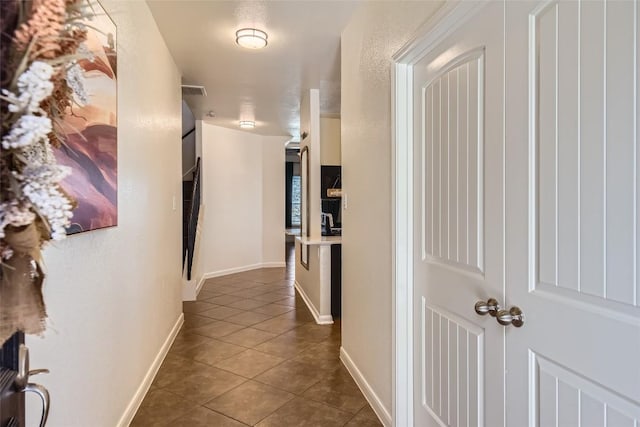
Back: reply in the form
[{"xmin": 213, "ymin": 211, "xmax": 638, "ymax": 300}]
[{"xmin": 296, "ymin": 235, "xmax": 342, "ymax": 246}]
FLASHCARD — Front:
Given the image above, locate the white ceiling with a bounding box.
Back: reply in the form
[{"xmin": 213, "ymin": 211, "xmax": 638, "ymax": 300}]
[{"xmin": 146, "ymin": 1, "xmax": 360, "ymax": 138}]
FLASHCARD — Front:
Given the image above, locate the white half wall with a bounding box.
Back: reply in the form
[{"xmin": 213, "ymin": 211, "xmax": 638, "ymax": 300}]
[
  {"xmin": 300, "ymin": 90, "xmax": 322, "ymax": 239},
  {"xmin": 191, "ymin": 123, "xmax": 288, "ymax": 290},
  {"xmin": 25, "ymin": 1, "xmax": 183, "ymax": 425},
  {"xmin": 340, "ymin": 0, "xmax": 444, "ymax": 418}
]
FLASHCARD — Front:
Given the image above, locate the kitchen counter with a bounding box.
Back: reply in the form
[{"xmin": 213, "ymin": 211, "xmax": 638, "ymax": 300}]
[{"xmin": 296, "ymin": 235, "xmax": 342, "ymax": 246}]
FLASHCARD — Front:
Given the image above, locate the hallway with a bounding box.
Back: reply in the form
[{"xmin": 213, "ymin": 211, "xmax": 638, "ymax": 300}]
[{"xmin": 132, "ymin": 246, "xmax": 380, "ymax": 426}]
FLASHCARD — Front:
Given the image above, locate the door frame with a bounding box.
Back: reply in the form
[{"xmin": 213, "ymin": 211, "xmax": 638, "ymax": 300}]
[{"xmin": 390, "ymin": 2, "xmax": 491, "ymax": 425}]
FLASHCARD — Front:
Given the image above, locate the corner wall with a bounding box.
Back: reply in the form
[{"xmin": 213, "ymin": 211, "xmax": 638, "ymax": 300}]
[
  {"xmin": 192, "ymin": 123, "xmax": 288, "ymax": 288},
  {"xmin": 340, "ymin": 1, "xmax": 443, "ymax": 422},
  {"xmin": 26, "ymin": 1, "xmax": 183, "ymax": 425}
]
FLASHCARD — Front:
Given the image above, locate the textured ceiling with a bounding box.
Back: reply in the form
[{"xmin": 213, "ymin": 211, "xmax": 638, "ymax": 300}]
[{"xmin": 146, "ymin": 1, "xmax": 360, "ymax": 138}]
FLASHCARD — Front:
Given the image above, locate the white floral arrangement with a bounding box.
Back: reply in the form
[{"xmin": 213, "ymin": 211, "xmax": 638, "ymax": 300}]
[{"xmin": 1, "ymin": 0, "xmax": 92, "ymax": 343}]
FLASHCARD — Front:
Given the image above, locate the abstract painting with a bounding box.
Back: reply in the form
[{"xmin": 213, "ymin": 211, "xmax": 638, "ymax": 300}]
[{"xmin": 54, "ymin": 0, "xmax": 117, "ymax": 234}]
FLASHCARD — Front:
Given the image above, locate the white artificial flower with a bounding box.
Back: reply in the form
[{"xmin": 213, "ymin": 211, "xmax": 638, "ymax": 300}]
[
  {"xmin": 0, "ymin": 200, "xmax": 37, "ymax": 239},
  {"xmin": 66, "ymin": 63, "xmax": 88, "ymax": 106},
  {"xmin": 2, "ymin": 61, "xmax": 54, "ymax": 114},
  {"xmin": 1, "ymin": 115, "xmax": 52, "ymax": 149},
  {"xmin": 20, "ymin": 164, "xmax": 73, "ymax": 241},
  {"xmin": 19, "ymin": 138, "xmax": 55, "ymax": 166}
]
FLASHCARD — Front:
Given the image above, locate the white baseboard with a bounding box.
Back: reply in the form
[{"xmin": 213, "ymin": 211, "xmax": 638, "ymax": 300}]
[
  {"xmin": 340, "ymin": 347, "xmax": 392, "ymax": 427},
  {"xmin": 196, "ymin": 262, "xmax": 287, "ymax": 296},
  {"xmin": 294, "ymin": 280, "xmax": 333, "ymax": 325},
  {"xmin": 261, "ymin": 261, "xmax": 287, "ymax": 268},
  {"xmin": 117, "ymin": 313, "xmax": 184, "ymax": 427}
]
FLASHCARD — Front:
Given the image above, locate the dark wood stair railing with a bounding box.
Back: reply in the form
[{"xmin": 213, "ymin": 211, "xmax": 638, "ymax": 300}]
[{"xmin": 183, "ymin": 157, "xmax": 201, "ymax": 280}]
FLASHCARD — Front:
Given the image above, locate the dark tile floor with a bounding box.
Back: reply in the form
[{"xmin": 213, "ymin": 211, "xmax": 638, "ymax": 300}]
[{"xmin": 132, "ymin": 246, "xmax": 382, "ymax": 426}]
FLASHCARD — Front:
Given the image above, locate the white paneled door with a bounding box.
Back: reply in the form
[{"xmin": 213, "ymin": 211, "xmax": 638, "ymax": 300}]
[
  {"xmin": 505, "ymin": 1, "xmax": 640, "ymax": 426},
  {"xmin": 412, "ymin": 2, "xmax": 505, "ymax": 426},
  {"xmin": 411, "ymin": 0, "xmax": 640, "ymax": 426}
]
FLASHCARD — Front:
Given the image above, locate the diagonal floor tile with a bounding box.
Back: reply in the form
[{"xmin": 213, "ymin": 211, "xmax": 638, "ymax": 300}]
[
  {"xmin": 182, "ymin": 313, "xmax": 217, "ymax": 331},
  {"xmin": 136, "ymin": 245, "xmax": 382, "ymax": 426},
  {"xmin": 214, "ymin": 348, "xmax": 285, "ymax": 378},
  {"xmin": 253, "ymin": 333, "xmax": 314, "ymax": 358},
  {"xmin": 345, "ymin": 405, "xmax": 384, "ymax": 426},
  {"xmin": 169, "ymin": 331, "xmax": 213, "ymax": 354},
  {"xmin": 252, "ymin": 316, "xmax": 301, "ymax": 334},
  {"xmin": 255, "ymin": 397, "xmax": 353, "ymax": 427},
  {"xmin": 164, "ymin": 365, "xmax": 246, "ymax": 404},
  {"xmin": 206, "ymin": 295, "xmax": 246, "ymax": 306},
  {"xmin": 218, "ymin": 327, "xmax": 278, "ymax": 348},
  {"xmin": 228, "ymin": 288, "xmax": 271, "ymax": 298},
  {"xmin": 163, "ymin": 405, "xmax": 247, "ymax": 427},
  {"xmin": 254, "ymin": 360, "xmax": 324, "ymax": 394},
  {"xmin": 205, "ymin": 380, "xmax": 294, "ymax": 425},
  {"xmin": 152, "ymin": 354, "xmax": 210, "ymax": 388},
  {"xmin": 130, "ymin": 389, "xmax": 198, "ymax": 426},
  {"xmin": 252, "ymin": 292, "xmax": 293, "ymax": 303},
  {"xmin": 189, "ymin": 320, "xmax": 245, "ymax": 338},
  {"xmin": 174, "ymin": 339, "xmax": 246, "ymax": 365},
  {"xmin": 252, "ymin": 303, "xmax": 294, "ymax": 316},
  {"xmin": 227, "ymin": 298, "xmax": 269, "ymax": 310},
  {"xmin": 302, "ymin": 368, "xmax": 368, "ymax": 414},
  {"xmin": 225, "ymin": 310, "xmax": 274, "ymax": 326},
  {"xmin": 183, "ymin": 300, "xmax": 219, "ymax": 314},
  {"xmin": 272, "ymin": 296, "xmax": 297, "ymax": 307},
  {"xmin": 199, "ymin": 306, "xmax": 246, "ymax": 320}
]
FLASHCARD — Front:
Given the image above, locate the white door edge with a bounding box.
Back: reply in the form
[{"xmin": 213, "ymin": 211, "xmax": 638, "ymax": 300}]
[{"xmin": 391, "ymin": 2, "xmax": 496, "ymax": 426}]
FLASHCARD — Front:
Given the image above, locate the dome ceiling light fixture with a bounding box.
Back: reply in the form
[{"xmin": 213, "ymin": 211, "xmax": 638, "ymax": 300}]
[
  {"xmin": 239, "ymin": 120, "xmax": 255, "ymax": 129},
  {"xmin": 235, "ymin": 28, "xmax": 268, "ymax": 49}
]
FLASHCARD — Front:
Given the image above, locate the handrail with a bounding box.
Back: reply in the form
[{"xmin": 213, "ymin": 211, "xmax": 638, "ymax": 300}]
[
  {"xmin": 182, "ymin": 127, "xmax": 195, "ymax": 140},
  {"xmin": 184, "ymin": 157, "xmax": 201, "ymax": 280},
  {"xmin": 182, "ymin": 163, "xmax": 197, "ymax": 179}
]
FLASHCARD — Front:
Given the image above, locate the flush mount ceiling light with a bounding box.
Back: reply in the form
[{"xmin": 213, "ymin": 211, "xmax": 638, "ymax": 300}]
[
  {"xmin": 239, "ymin": 120, "xmax": 255, "ymax": 129},
  {"xmin": 235, "ymin": 28, "xmax": 268, "ymax": 49}
]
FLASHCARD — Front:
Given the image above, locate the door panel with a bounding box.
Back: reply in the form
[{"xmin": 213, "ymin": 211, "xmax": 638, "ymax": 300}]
[
  {"xmin": 505, "ymin": 0, "xmax": 640, "ymax": 425},
  {"xmin": 413, "ymin": 2, "xmax": 504, "ymax": 426},
  {"xmin": 424, "ymin": 55, "xmax": 483, "ymax": 274},
  {"xmin": 422, "ymin": 303, "xmax": 483, "ymax": 427}
]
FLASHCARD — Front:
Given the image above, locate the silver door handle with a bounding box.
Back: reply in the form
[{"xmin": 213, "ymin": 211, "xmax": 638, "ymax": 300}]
[
  {"xmin": 22, "ymin": 382, "xmax": 50, "ymax": 427},
  {"xmin": 496, "ymin": 306, "xmax": 525, "ymax": 327},
  {"xmin": 474, "ymin": 298, "xmax": 501, "ymax": 317},
  {"xmin": 16, "ymin": 344, "xmax": 50, "ymax": 427}
]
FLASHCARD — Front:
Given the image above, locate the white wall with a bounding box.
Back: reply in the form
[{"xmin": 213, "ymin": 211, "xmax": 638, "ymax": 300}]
[
  {"xmin": 340, "ymin": 1, "xmax": 443, "ymax": 421},
  {"xmin": 262, "ymin": 136, "xmax": 287, "ymax": 265},
  {"xmin": 26, "ymin": 1, "xmax": 183, "ymax": 425},
  {"xmin": 192, "ymin": 123, "xmax": 288, "ymax": 286},
  {"xmin": 181, "ymin": 101, "xmax": 196, "ymax": 180},
  {"xmin": 320, "ymin": 117, "xmax": 341, "ymax": 166}
]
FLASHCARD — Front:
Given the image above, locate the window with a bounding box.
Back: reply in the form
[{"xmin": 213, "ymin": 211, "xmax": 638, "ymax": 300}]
[{"xmin": 291, "ymin": 175, "xmax": 301, "ymax": 226}]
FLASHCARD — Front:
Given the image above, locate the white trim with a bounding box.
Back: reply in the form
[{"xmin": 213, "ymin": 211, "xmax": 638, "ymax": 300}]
[
  {"xmin": 116, "ymin": 313, "xmax": 184, "ymax": 427},
  {"xmin": 391, "ymin": 2, "xmax": 489, "ymax": 425},
  {"xmin": 392, "ymin": 60, "xmax": 414, "ymax": 427},
  {"xmin": 294, "ymin": 280, "xmax": 333, "ymax": 324},
  {"xmin": 392, "ymin": 0, "xmax": 489, "ymax": 64},
  {"xmin": 196, "ymin": 262, "xmax": 287, "ymax": 296},
  {"xmin": 340, "ymin": 347, "xmax": 392, "ymax": 427}
]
